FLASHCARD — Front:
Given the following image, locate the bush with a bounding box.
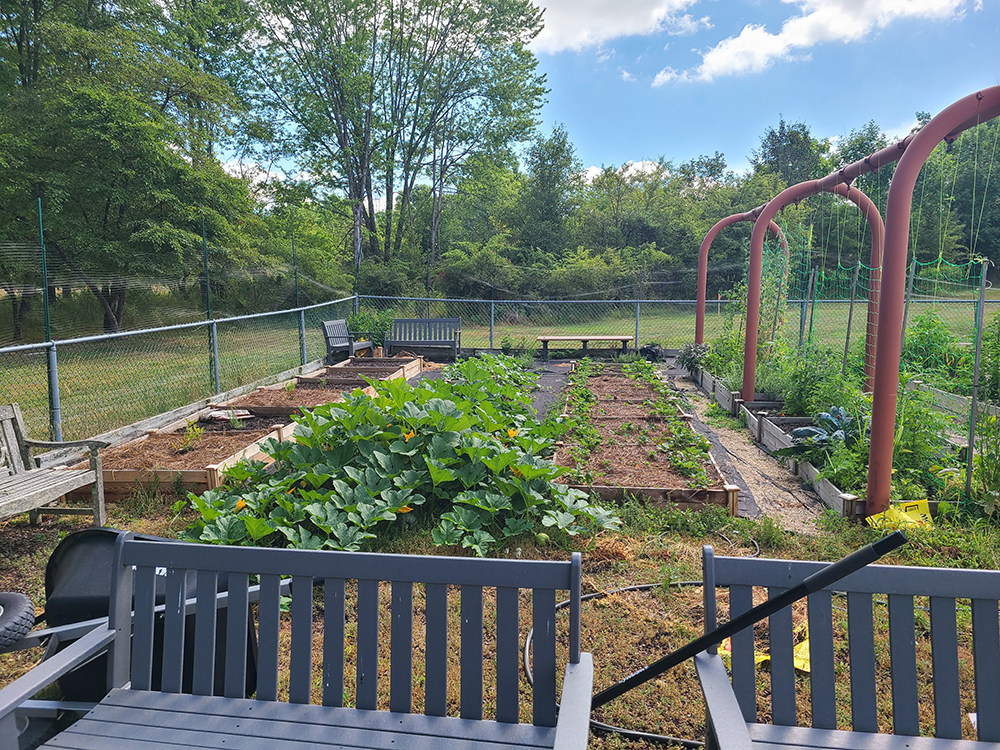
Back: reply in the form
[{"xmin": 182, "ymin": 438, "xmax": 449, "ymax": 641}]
[{"xmin": 348, "ymin": 309, "xmax": 395, "ymax": 347}]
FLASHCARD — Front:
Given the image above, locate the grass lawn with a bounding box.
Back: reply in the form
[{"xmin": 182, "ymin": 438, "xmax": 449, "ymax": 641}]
[{"xmin": 3, "ymin": 494, "xmax": 1000, "ymax": 747}]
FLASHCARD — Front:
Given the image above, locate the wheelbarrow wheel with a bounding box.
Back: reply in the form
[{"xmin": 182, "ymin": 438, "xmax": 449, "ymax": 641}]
[{"xmin": 0, "ymin": 592, "xmax": 35, "ymax": 649}]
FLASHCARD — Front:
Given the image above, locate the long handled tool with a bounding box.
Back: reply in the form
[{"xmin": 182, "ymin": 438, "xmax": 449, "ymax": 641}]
[{"xmin": 591, "ymin": 530, "xmax": 909, "ymax": 709}]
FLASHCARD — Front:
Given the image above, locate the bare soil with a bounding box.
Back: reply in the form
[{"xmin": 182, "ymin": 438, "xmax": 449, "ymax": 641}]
[
  {"xmin": 556, "ymin": 368, "xmax": 721, "ymax": 489},
  {"xmin": 99, "ymin": 424, "xmax": 282, "ymax": 471},
  {"xmin": 225, "ymin": 385, "xmax": 351, "ymax": 410}
]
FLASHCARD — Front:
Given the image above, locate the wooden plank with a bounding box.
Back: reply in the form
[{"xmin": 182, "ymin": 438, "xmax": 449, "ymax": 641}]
[
  {"xmin": 63, "ymin": 690, "xmax": 558, "ymax": 748},
  {"xmin": 131, "ymin": 565, "xmax": 158, "ymax": 691},
  {"xmin": 729, "ymin": 584, "xmax": 756, "ymax": 722},
  {"xmin": 390, "ymin": 580, "xmax": 413, "ymax": 714},
  {"xmin": 460, "ymin": 586, "xmax": 483, "ymax": 721},
  {"xmin": 424, "ymin": 583, "xmax": 448, "ymax": 717},
  {"xmin": 929, "ymin": 596, "xmax": 961, "ymax": 739},
  {"xmin": 767, "ymin": 587, "xmax": 796, "ymax": 726},
  {"xmin": 121, "ymin": 540, "xmax": 574, "ymax": 590},
  {"xmin": 807, "ymin": 590, "xmax": 836, "ymax": 730},
  {"xmin": 532, "ymin": 588, "xmax": 556, "ymax": 728},
  {"xmin": 192, "ymin": 571, "xmax": 219, "ymax": 697},
  {"xmin": 256, "ymin": 574, "xmax": 281, "ymax": 703},
  {"xmin": 495, "ymin": 587, "xmax": 520, "ymax": 724},
  {"xmin": 224, "ymin": 572, "xmax": 249, "ymax": 699},
  {"xmin": 972, "ymin": 598, "xmax": 1000, "ymax": 741},
  {"xmin": 161, "ymin": 568, "xmax": 189, "ymax": 694},
  {"xmin": 888, "ymin": 594, "xmax": 919, "ymax": 736},
  {"xmin": 322, "ymin": 578, "xmax": 346, "ymax": 708},
  {"xmin": 357, "ymin": 578, "xmax": 379, "ymax": 711},
  {"xmin": 747, "ymin": 722, "xmax": 996, "ymax": 749},
  {"xmin": 290, "ymin": 575, "xmax": 314, "ymax": 705},
  {"xmin": 847, "ymin": 591, "xmax": 877, "ymax": 733}
]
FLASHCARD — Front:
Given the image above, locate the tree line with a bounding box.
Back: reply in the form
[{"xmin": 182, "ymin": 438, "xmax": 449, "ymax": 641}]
[{"xmin": 1, "ymin": 0, "xmax": 997, "ymax": 342}]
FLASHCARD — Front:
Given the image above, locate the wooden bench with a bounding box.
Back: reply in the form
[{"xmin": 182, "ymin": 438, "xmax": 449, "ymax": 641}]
[
  {"xmin": 695, "ymin": 545, "xmax": 1000, "ymax": 749},
  {"xmin": 536, "ymin": 336, "xmax": 632, "ymax": 361},
  {"xmin": 385, "ymin": 318, "xmax": 461, "ymax": 359},
  {"xmin": 0, "ymin": 403, "xmax": 108, "ymax": 526},
  {"xmin": 322, "ymin": 319, "xmax": 374, "ymax": 364},
  {"xmin": 0, "ymin": 535, "xmax": 593, "ymax": 750}
]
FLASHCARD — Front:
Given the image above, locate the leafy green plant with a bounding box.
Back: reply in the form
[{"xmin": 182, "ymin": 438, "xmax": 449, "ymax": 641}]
[
  {"xmin": 971, "ymin": 407, "xmax": 1000, "ymax": 516},
  {"xmin": 347, "ymin": 309, "xmax": 395, "ymax": 348},
  {"xmin": 676, "ymin": 342, "xmax": 709, "ymax": 373},
  {"xmin": 181, "ymin": 354, "xmax": 619, "ymax": 556},
  {"xmin": 774, "ymin": 406, "xmax": 868, "ymax": 466},
  {"xmin": 176, "ymin": 420, "xmax": 204, "ymax": 454}
]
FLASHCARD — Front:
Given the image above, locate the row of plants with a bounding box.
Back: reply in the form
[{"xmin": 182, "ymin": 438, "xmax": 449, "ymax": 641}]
[
  {"xmin": 562, "ymin": 358, "xmax": 715, "ymax": 488},
  {"xmin": 179, "ymin": 354, "xmax": 621, "ymax": 556},
  {"xmin": 680, "ymin": 307, "xmax": 1000, "ymax": 514}
]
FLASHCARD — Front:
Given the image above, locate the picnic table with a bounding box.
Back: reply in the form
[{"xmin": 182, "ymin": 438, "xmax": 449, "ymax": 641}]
[{"xmin": 535, "ymin": 335, "xmax": 633, "ymax": 361}]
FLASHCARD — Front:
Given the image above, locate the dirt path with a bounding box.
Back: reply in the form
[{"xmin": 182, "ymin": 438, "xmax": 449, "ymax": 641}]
[{"xmin": 660, "ymin": 364, "xmax": 828, "ymax": 536}]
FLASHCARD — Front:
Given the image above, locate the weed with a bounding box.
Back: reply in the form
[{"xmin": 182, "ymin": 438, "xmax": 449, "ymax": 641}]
[
  {"xmin": 176, "ymin": 420, "xmax": 204, "ymax": 454},
  {"xmin": 283, "ymin": 380, "xmax": 296, "ymax": 393}
]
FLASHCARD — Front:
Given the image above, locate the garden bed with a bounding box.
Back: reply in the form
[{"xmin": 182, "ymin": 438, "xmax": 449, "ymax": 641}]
[
  {"xmin": 74, "ymin": 412, "xmax": 296, "ymax": 499},
  {"xmin": 557, "ymin": 362, "xmax": 737, "ymax": 514}
]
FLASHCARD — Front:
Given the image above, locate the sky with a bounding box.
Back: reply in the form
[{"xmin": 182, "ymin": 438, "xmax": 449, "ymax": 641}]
[{"xmin": 528, "ymin": 0, "xmax": 999, "ymax": 175}]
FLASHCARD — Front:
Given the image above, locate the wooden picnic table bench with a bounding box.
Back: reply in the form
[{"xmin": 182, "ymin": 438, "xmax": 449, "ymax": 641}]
[
  {"xmin": 385, "ymin": 318, "xmax": 461, "ymax": 359},
  {"xmin": 0, "ymin": 535, "xmax": 593, "ymax": 750},
  {"xmin": 696, "ymin": 545, "xmax": 1000, "ymax": 750},
  {"xmin": 0, "ymin": 403, "xmax": 108, "ymax": 526},
  {"xmin": 535, "ymin": 335, "xmax": 632, "ymax": 361}
]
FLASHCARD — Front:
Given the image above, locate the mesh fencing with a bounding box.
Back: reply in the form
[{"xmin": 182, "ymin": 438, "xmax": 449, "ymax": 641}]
[
  {"xmin": 358, "ymin": 296, "xmax": 730, "ymax": 353},
  {"xmin": 0, "ymin": 297, "xmax": 354, "ymax": 441},
  {"xmin": 0, "ymin": 237, "xmax": 351, "ymax": 348}
]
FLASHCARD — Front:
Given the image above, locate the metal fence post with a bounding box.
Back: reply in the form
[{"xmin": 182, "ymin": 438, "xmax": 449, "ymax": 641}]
[
  {"xmin": 210, "ymin": 322, "xmax": 221, "ymax": 394},
  {"xmin": 799, "ymin": 269, "xmax": 815, "ymax": 347},
  {"xmin": 354, "ymin": 295, "xmax": 359, "ymax": 315},
  {"xmin": 47, "ymin": 343, "xmax": 62, "ymax": 442},
  {"xmin": 966, "ymin": 259, "xmax": 990, "ymax": 498},
  {"xmin": 635, "ymin": 301, "xmax": 640, "ymax": 351},
  {"xmin": 299, "ymin": 310, "xmax": 307, "ymax": 365},
  {"xmin": 842, "ymin": 262, "xmax": 861, "ymax": 375},
  {"xmin": 490, "ymin": 302, "xmax": 495, "ymax": 349}
]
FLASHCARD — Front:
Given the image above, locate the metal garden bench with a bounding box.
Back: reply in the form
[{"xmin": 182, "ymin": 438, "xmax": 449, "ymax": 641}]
[
  {"xmin": 385, "ymin": 318, "xmax": 461, "ymax": 359},
  {"xmin": 0, "ymin": 535, "xmax": 593, "ymax": 750},
  {"xmin": 0, "ymin": 403, "xmax": 108, "ymax": 526},
  {"xmin": 695, "ymin": 545, "xmax": 1000, "ymax": 749},
  {"xmin": 322, "ymin": 319, "xmax": 374, "ymax": 363}
]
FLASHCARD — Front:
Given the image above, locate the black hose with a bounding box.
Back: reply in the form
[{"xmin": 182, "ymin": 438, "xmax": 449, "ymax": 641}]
[{"xmin": 522, "ymin": 580, "xmax": 706, "ymax": 748}]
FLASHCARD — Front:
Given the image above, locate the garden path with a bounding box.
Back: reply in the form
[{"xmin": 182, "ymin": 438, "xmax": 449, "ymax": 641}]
[{"xmin": 663, "ymin": 365, "xmax": 828, "ymax": 535}]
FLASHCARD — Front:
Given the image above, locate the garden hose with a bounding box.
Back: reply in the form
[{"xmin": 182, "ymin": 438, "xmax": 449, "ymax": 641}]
[{"xmin": 522, "ymin": 580, "xmax": 706, "ymax": 748}]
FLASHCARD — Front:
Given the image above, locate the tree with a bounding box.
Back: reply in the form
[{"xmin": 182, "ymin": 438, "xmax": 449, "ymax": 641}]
[
  {"xmin": 750, "ymin": 116, "xmax": 830, "ymax": 187},
  {"xmin": 248, "ymin": 0, "xmax": 545, "ymax": 267},
  {"xmin": 518, "ymin": 124, "xmax": 581, "ymax": 256}
]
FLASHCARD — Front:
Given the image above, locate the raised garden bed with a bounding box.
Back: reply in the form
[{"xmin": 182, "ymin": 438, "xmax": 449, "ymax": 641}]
[
  {"xmin": 557, "ymin": 363, "xmax": 738, "ymax": 514},
  {"xmin": 332, "ymin": 356, "xmax": 423, "ymax": 379},
  {"xmin": 74, "ymin": 412, "xmax": 295, "ymax": 500}
]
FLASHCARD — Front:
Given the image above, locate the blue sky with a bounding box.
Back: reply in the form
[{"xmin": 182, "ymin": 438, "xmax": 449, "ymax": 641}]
[{"xmin": 529, "ymin": 0, "xmax": 999, "ymax": 175}]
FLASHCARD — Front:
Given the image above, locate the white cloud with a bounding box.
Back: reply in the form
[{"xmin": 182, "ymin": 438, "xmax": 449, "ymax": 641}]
[
  {"xmin": 652, "ymin": 66, "xmax": 687, "ymax": 86},
  {"xmin": 597, "ymin": 46, "xmax": 615, "ymax": 62},
  {"xmin": 621, "ymin": 68, "xmax": 636, "ymax": 81},
  {"xmin": 663, "ymin": 0, "xmax": 974, "ymax": 83},
  {"xmin": 533, "ymin": 0, "xmax": 708, "ymax": 54}
]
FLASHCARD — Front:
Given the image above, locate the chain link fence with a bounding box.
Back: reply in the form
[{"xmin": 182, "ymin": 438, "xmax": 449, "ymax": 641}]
[{"xmin": 0, "ymin": 297, "xmax": 354, "ymax": 441}]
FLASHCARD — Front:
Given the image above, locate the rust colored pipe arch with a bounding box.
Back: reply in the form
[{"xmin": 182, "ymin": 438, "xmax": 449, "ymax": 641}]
[
  {"xmin": 695, "ymin": 212, "xmax": 788, "ymax": 344},
  {"xmin": 866, "ymin": 86, "xmax": 1000, "ymax": 516},
  {"xmin": 742, "ymin": 182, "xmax": 886, "ymax": 399}
]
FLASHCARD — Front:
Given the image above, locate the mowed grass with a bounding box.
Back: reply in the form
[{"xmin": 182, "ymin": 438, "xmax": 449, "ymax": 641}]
[
  {"xmin": 2, "ymin": 298, "xmax": 991, "ymax": 441},
  {"xmin": 0, "ymin": 319, "xmax": 331, "ymax": 440}
]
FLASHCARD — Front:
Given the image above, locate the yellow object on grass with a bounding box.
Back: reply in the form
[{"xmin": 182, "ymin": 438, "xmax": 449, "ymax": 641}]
[
  {"xmin": 866, "ymin": 499, "xmax": 932, "ymax": 529},
  {"xmin": 720, "ymin": 623, "xmax": 812, "ymax": 673}
]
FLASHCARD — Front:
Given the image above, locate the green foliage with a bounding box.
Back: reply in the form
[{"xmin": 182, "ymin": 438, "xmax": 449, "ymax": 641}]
[
  {"xmin": 900, "ymin": 311, "xmax": 969, "ymax": 383},
  {"xmin": 970, "ymin": 409, "xmax": 1000, "ymax": 516},
  {"xmin": 774, "ymin": 406, "xmax": 868, "ymax": 466},
  {"xmin": 347, "ymin": 309, "xmax": 394, "ymax": 347},
  {"xmin": 182, "ymin": 354, "xmax": 619, "ymax": 555},
  {"xmin": 676, "ymin": 342, "xmax": 709, "ymax": 373}
]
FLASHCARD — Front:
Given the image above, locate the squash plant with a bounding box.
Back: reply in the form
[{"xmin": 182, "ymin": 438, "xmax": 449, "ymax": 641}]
[{"xmin": 181, "ymin": 354, "xmax": 620, "ymax": 556}]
